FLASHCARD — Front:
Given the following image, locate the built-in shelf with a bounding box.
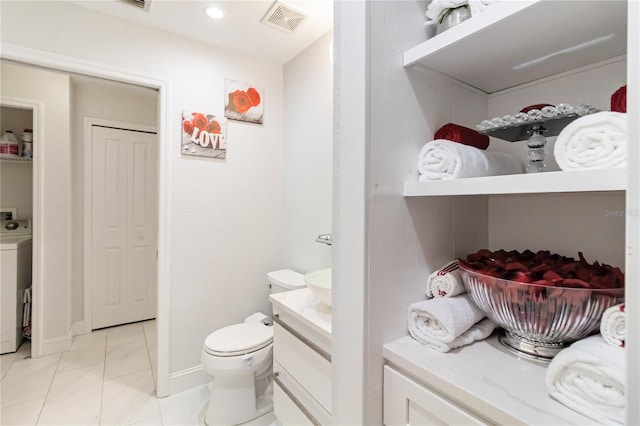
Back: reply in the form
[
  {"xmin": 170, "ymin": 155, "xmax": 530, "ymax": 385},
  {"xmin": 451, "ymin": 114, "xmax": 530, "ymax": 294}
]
[
  {"xmin": 404, "ymin": 1, "xmax": 627, "ymax": 94},
  {"xmin": 0, "ymin": 155, "xmax": 32, "ymax": 164},
  {"xmin": 404, "ymin": 168, "xmax": 626, "ymax": 197}
]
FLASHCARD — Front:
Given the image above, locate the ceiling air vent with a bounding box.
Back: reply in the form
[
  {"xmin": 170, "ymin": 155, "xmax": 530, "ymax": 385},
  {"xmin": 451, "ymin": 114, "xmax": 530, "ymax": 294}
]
[
  {"xmin": 261, "ymin": 1, "xmax": 306, "ymax": 33},
  {"xmin": 118, "ymin": 0, "xmax": 151, "ymax": 12}
]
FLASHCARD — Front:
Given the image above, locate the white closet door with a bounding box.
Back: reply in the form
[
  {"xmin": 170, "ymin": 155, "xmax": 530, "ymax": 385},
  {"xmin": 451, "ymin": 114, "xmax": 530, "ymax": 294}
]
[{"xmin": 91, "ymin": 126, "xmax": 157, "ymax": 329}]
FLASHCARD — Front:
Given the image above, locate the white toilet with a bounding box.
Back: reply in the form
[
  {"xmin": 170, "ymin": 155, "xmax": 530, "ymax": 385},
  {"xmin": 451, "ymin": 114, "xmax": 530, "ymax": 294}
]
[{"xmin": 201, "ymin": 269, "xmax": 306, "ymax": 425}]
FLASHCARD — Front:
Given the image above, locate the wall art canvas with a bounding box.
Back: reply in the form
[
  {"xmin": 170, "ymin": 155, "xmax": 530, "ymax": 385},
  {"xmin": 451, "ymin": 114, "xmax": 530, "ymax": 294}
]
[
  {"xmin": 181, "ymin": 111, "xmax": 227, "ymax": 159},
  {"xmin": 224, "ymin": 79, "xmax": 264, "ymax": 124}
]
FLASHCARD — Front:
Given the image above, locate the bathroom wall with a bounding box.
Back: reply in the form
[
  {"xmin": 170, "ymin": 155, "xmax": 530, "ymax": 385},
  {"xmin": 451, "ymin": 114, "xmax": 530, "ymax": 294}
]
[
  {"xmin": 1, "ymin": 1, "xmax": 285, "ymax": 392},
  {"xmin": 283, "ymin": 31, "xmax": 333, "ymax": 274},
  {"xmin": 70, "ymin": 77, "xmax": 158, "ymax": 322},
  {"xmin": 0, "ymin": 106, "xmax": 33, "ymax": 219},
  {"xmin": 0, "ymin": 61, "xmax": 72, "ymax": 352}
]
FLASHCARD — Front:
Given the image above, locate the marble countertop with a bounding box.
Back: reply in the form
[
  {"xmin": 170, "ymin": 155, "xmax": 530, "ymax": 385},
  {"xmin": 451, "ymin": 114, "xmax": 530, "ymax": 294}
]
[
  {"xmin": 383, "ymin": 335, "xmax": 596, "ymax": 425},
  {"xmin": 269, "ymin": 288, "xmax": 332, "ymax": 340}
]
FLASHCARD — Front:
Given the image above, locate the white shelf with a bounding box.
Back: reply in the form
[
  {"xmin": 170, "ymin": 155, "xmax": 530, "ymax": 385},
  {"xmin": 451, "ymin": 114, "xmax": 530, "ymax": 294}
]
[
  {"xmin": 384, "ymin": 335, "xmax": 597, "ymax": 425},
  {"xmin": 404, "ymin": 1, "xmax": 627, "ymax": 94},
  {"xmin": 0, "ymin": 155, "xmax": 32, "ymax": 164},
  {"xmin": 404, "ymin": 168, "xmax": 626, "ymax": 197}
]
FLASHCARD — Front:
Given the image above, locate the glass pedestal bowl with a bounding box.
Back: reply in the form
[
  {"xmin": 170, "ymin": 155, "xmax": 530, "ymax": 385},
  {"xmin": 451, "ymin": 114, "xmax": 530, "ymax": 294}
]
[{"xmin": 459, "ymin": 266, "xmax": 625, "ymax": 362}]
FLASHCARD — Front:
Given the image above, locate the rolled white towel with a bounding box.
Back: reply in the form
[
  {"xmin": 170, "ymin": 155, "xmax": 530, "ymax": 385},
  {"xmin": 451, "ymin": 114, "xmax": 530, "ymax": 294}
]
[
  {"xmin": 426, "ymin": 260, "xmax": 465, "ymax": 298},
  {"xmin": 554, "ymin": 111, "xmax": 627, "ymax": 170},
  {"xmin": 418, "ymin": 139, "xmax": 521, "ymax": 181},
  {"xmin": 408, "ymin": 295, "xmax": 493, "ymax": 352},
  {"xmin": 600, "ymin": 303, "xmax": 626, "ymax": 348},
  {"xmin": 546, "ymin": 335, "xmax": 625, "ymax": 424}
]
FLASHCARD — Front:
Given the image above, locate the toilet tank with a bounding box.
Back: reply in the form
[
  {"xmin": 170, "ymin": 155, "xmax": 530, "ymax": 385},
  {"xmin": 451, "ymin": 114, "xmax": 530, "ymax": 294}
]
[{"xmin": 267, "ymin": 269, "xmax": 306, "ymax": 294}]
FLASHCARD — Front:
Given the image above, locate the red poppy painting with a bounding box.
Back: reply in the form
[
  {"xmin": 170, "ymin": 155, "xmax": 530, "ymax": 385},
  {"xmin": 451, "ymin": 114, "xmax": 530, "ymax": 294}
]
[
  {"xmin": 181, "ymin": 111, "xmax": 228, "ymax": 159},
  {"xmin": 224, "ymin": 79, "xmax": 264, "ymax": 124}
]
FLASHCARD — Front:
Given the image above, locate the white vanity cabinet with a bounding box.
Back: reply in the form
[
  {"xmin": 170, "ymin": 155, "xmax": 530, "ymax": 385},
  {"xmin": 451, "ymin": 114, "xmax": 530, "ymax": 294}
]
[
  {"xmin": 269, "ymin": 288, "xmax": 332, "ymax": 425},
  {"xmin": 333, "ymin": 0, "xmax": 639, "ymax": 424}
]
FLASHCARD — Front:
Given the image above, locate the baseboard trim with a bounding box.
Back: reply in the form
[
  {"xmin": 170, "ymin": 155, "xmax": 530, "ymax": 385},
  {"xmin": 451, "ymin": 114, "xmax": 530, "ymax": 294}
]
[
  {"xmin": 40, "ymin": 329, "xmax": 72, "ymax": 356},
  {"xmin": 71, "ymin": 320, "xmax": 90, "ymax": 337},
  {"xmin": 168, "ymin": 365, "xmax": 210, "ymax": 396}
]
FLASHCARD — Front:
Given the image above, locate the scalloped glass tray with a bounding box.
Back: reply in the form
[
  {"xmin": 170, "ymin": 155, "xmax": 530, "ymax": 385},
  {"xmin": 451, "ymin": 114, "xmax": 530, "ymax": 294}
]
[{"xmin": 476, "ymin": 103, "xmax": 600, "ymax": 142}]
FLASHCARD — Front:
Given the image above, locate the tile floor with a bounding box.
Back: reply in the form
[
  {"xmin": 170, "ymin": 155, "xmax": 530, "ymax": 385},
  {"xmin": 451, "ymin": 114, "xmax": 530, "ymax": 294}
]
[{"xmin": 0, "ymin": 320, "xmax": 215, "ymax": 425}]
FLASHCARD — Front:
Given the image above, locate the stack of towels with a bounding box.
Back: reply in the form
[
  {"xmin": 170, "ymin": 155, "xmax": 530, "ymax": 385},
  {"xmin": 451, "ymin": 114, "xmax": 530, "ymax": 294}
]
[
  {"xmin": 418, "ymin": 123, "xmax": 521, "ymax": 181},
  {"xmin": 545, "ymin": 303, "xmax": 626, "ymax": 424},
  {"xmin": 408, "ymin": 261, "xmax": 496, "ymax": 352},
  {"xmin": 554, "ymin": 86, "xmax": 628, "ymax": 171}
]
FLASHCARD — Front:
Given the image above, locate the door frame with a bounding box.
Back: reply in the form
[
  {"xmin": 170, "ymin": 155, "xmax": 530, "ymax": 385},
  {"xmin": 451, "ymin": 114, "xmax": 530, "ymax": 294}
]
[
  {"xmin": 0, "ymin": 42, "xmax": 172, "ymax": 397},
  {"xmin": 0, "ymin": 96, "xmax": 44, "ymax": 359},
  {"xmin": 83, "ymin": 118, "xmax": 158, "ymax": 334}
]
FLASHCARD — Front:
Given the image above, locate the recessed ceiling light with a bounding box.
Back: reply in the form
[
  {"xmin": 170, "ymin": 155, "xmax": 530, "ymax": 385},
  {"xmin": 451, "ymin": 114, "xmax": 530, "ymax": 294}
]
[{"xmin": 204, "ymin": 6, "xmax": 224, "ymax": 20}]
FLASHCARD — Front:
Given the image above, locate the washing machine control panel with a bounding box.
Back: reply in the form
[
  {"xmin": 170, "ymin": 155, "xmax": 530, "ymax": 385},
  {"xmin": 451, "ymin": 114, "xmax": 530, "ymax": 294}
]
[{"xmin": 0, "ymin": 219, "xmax": 31, "ymax": 236}]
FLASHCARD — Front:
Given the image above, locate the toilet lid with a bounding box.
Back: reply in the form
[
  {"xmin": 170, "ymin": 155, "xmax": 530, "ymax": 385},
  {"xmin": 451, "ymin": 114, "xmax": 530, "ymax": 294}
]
[{"xmin": 204, "ymin": 323, "xmax": 273, "ymax": 357}]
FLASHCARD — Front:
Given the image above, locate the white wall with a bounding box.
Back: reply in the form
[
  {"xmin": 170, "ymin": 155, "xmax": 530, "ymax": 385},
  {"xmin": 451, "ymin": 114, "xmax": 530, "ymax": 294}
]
[
  {"xmin": 283, "ymin": 31, "xmax": 333, "ymax": 274},
  {"xmin": 1, "ymin": 106, "xmax": 33, "ymax": 219},
  {"xmin": 0, "ymin": 1, "xmax": 285, "ymax": 387},
  {"xmin": 70, "ymin": 77, "xmax": 158, "ymax": 322},
  {"xmin": 0, "ymin": 61, "xmax": 72, "ymax": 348}
]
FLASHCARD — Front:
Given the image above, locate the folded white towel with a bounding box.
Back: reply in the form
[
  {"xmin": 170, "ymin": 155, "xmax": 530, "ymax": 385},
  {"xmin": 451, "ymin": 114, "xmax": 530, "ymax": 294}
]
[
  {"xmin": 546, "ymin": 335, "xmax": 625, "ymax": 425},
  {"xmin": 408, "ymin": 295, "xmax": 491, "ymax": 352},
  {"xmin": 425, "ymin": 0, "xmax": 470, "ymax": 21},
  {"xmin": 601, "ymin": 303, "xmax": 626, "ymax": 348},
  {"xmin": 418, "ymin": 139, "xmax": 521, "ymax": 181},
  {"xmin": 554, "ymin": 111, "xmax": 627, "ymax": 170},
  {"xmin": 426, "ymin": 261, "xmax": 465, "ymax": 298}
]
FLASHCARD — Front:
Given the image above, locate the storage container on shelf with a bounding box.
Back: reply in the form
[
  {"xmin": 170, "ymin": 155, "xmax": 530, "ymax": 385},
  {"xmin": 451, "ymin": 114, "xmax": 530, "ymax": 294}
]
[
  {"xmin": 0, "ymin": 131, "xmax": 19, "ymax": 156},
  {"xmin": 21, "ymin": 129, "xmax": 33, "ymax": 158}
]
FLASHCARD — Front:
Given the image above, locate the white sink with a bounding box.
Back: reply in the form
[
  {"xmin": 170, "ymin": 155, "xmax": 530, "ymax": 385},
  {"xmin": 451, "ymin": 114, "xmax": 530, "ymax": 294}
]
[{"xmin": 304, "ymin": 268, "xmax": 332, "ymax": 307}]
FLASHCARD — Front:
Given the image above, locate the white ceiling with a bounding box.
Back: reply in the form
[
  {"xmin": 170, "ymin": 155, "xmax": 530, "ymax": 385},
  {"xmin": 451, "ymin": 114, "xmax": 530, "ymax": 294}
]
[{"xmin": 69, "ymin": 0, "xmax": 333, "ymax": 65}]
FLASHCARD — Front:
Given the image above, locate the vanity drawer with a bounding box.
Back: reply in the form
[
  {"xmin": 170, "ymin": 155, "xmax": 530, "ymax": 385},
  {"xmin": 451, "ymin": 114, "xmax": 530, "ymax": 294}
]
[
  {"xmin": 384, "ymin": 365, "xmax": 488, "ymax": 426},
  {"xmin": 273, "ymin": 360, "xmax": 331, "ymax": 426},
  {"xmin": 273, "ymin": 320, "xmax": 332, "ymax": 413}
]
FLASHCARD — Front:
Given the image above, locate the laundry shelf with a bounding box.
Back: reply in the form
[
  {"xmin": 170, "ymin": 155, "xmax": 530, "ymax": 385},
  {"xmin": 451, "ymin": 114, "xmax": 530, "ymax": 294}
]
[
  {"xmin": 0, "ymin": 155, "xmax": 32, "ymax": 164},
  {"xmin": 404, "ymin": 168, "xmax": 626, "ymax": 197},
  {"xmin": 404, "ymin": 0, "xmax": 627, "ymax": 94}
]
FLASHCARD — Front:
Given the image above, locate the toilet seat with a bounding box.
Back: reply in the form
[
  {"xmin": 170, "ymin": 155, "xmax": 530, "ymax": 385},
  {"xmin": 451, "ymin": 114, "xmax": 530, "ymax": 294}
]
[{"xmin": 204, "ymin": 322, "xmax": 273, "ymax": 357}]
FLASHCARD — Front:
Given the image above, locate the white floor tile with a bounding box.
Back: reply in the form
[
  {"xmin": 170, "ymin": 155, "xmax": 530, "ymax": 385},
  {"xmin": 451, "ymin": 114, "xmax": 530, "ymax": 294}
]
[
  {"xmin": 38, "ymin": 364, "xmax": 103, "ymax": 423},
  {"xmin": 0, "ymin": 397, "xmax": 44, "ymax": 426},
  {"xmin": 37, "ymin": 406, "xmax": 100, "ymax": 425},
  {"xmin": 0, "ymin": 351, "xmax": 18, "ymax": 381},
  {"xmin": 0, "ymin": 353, "xmax": 60, "ymax": 407},
  {"xmin": 142, "ymin": 321, "xmax": 157, "ymax": 382},
  {"xmin": 130, "ymin": 415, "xmax": 163, "ymax": 425},
  {"xmin": 101, "ymin": 369, "xmax": 160, "ymax": 426},
  {"xmin": 157, "ymin": 384, "xmax": 208, "ymax": 426},
  {"xmin": 106, "ymin": 323, "xmax": 145, "ymax": 349},
  {"xmin": 57, "ymin": 331, "xmax": 107, "ymax": 373},
  {"xmin": 105, "ymin": 338, "xmax": 151, "ymax": 379},
  {"xmin": 1, "ymin": 341, "xmax": 31, "ymax": 380}
]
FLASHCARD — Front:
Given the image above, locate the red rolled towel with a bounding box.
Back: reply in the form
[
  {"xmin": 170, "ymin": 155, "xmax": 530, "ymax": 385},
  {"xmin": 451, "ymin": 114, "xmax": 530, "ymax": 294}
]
[
  {"xmin": 434, "ymin": 123, "xmax": 490, "ymax": 150},
  {"xmin": 611, "ymin": 85, "xmax": 626, "ymax": 113}
]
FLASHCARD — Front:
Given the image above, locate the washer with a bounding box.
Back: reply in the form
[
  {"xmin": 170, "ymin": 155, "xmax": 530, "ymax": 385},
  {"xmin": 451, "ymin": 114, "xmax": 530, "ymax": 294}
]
[{"xmin": 1, "ymin": 218, "xmax": 32, "ymax": 354}]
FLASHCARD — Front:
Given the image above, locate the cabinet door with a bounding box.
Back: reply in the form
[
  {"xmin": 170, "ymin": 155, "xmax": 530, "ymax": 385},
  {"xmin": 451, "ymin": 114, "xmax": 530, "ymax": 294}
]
[{"xmin": 384, "ymin": 366, "xmax": 487, "ymax": 426}]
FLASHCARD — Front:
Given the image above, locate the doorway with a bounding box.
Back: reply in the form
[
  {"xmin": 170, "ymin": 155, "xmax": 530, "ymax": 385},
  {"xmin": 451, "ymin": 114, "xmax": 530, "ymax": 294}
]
[{"xmin": 0, "ymin": 48, "xmax": 171, "ymax": 397}]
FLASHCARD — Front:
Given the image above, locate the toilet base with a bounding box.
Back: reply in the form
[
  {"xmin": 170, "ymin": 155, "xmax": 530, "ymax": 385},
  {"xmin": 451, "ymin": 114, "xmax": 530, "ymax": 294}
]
[{"xmin": 204, "ymin": 371, "xmax": 273, "ymax": 426}]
